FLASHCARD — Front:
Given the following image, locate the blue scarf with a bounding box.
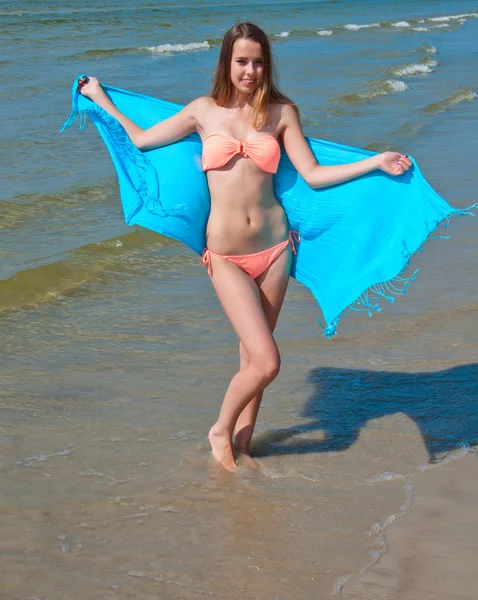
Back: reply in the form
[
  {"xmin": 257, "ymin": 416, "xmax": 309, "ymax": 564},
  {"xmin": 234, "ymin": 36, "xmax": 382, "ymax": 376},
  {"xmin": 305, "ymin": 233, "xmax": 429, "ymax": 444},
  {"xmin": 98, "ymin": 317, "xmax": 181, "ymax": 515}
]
[{"xmin": 62, "ymin": 76, "xmax": 474, "ymax": 336}]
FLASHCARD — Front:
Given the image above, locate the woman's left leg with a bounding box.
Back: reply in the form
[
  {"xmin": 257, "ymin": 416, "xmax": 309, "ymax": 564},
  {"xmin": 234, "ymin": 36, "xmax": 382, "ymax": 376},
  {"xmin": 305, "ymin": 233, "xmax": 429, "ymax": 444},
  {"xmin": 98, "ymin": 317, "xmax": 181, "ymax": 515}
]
[{"xmin": 234, "ymin": 246, "xmax": 292, "ymax": 455}]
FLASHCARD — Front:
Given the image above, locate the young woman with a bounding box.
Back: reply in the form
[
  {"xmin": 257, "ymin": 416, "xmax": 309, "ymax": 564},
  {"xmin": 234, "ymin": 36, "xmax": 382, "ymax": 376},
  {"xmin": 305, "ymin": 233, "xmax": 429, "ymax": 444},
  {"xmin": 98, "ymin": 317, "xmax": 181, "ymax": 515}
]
[{"xmin": 78, "ymin": 22, "xmax": 411, "ymax": 471}]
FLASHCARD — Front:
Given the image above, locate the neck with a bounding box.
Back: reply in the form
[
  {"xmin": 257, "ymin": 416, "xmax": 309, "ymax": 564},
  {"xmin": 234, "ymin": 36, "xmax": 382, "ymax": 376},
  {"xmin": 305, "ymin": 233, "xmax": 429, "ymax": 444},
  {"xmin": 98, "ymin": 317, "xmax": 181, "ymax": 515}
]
[{"xmin": 230, "ymin": 89, "xmax": 254, "ymax": 109}]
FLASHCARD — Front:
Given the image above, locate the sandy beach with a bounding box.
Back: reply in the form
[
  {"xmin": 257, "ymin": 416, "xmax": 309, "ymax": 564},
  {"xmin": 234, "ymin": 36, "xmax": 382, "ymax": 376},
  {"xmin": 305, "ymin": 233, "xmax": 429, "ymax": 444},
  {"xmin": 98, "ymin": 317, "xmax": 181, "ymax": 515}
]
[{"xmin": 344, "ymin": 450, "xmax": 478, "ymax": 599}]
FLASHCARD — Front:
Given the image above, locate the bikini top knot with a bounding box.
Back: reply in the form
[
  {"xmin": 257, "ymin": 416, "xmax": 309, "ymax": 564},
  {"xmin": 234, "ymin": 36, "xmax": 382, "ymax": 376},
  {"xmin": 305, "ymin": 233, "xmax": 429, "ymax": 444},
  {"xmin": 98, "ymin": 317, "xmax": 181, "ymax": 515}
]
[{"xmin": 202, "ymin": 133, "xmax": 281, "ymax": 174}]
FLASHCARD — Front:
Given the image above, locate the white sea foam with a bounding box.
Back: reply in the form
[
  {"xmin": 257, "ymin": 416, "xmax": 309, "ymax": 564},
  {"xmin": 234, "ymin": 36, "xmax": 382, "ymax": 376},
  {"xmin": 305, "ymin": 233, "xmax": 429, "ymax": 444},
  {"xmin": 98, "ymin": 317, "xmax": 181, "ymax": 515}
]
[
  {"xmin": 333, "ymin": 573, "xmax": 355, "ymax": 595},
  {"xmin": 393, "ymin": 63, "xmax": 434, "ymax": 76},
  {"xmin": 386, "ymin": 79, "xmax": 410, "ymax": 92},
  {"xmin": 449, "ymin": 90, "xmax": 477, "ymax": 104},
  {"xmin": 18, "ymin": 448, "xmax": 72, "ymax": 464},
  {"xmin": 275, "ymin": 31, "xmax": 290, "ymax": 38},
  {"xmin": 366, "ymin": 471, "xmax": 408, "ymax": 484},
  {"xmin": 317, "ymin": 29, "xmax": 333, "ymax": 36},
  {"xmin": 79, "ymin": 469, "xmax": 126, "ymax": 484},
  {"xmin": 392, "ymin": 21, "xmax": 411, "ymax": 27},
  {"xmin": 359, "ymin": 90, "xmax": 387, "ymax": 99},
  {"xmin": 419, "ymin": 444, "xmax": 470, "ymax": 471},
  {"xmin": 143, "ymin": 41, "xmax": 210, "ymax": 54},
  {"xmin": 427, "ymin": 14, "xmax": 475, "ymax": 21},
  {"xmin": 344, "ymin": 22, "xmax": 380, "ymax": 30},
  {"xmin": 370, "ymin": 481, "xmax": 414, "ymax": 533},
  {"xmin": 431, "ymin": 23, "xmax": 451, "ymax": 28},
  {"xmin": 422, "ymin": 44, "xmax": 438, "ymax": 53},
  {"xmin": 412, "ymin": 27, "xmax": 430, "ymax": 32}
]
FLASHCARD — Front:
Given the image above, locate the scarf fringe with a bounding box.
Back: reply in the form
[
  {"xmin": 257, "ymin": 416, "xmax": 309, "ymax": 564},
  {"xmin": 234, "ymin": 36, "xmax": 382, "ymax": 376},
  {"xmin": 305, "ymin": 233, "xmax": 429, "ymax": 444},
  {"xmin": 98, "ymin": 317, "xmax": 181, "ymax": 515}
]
[
  {"xmin": 60, "ymin": 108, "xmax": 87, "ymax": 132},
  {"xmin": 321, "ymin": 203, "xmax": 478, "ymax": 338}
]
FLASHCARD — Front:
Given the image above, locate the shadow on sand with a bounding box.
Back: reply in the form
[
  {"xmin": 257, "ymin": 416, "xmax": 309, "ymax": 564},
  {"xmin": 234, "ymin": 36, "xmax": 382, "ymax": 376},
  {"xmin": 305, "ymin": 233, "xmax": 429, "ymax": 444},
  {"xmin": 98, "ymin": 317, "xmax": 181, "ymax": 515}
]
[{"xmin": 254, "ymin": 363, "xmax": 478, "ymax": 462}]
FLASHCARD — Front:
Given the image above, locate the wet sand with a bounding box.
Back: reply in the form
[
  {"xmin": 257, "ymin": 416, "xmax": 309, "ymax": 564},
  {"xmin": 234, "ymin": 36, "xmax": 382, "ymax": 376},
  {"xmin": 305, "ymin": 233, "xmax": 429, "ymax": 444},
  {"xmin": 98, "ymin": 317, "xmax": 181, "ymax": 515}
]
[{"xmin": 343, "ymin": 450, "xmax": 478, "ymax": 599}]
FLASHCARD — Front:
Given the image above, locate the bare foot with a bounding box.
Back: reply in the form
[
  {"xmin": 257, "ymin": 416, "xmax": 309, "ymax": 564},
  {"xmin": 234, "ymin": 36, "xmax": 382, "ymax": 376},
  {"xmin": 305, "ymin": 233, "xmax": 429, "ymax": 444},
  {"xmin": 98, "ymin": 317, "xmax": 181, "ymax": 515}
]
[
  {"xmin": 208, "ymin": 425, "xmax": 237, "ymax": 472},
  {"xmin": 237, "ymin": 452, "xmax": 262, "ymax": 470},
  {"xmin": 235, "ymin": 435, "xmax": 262, "ymax": 470}
]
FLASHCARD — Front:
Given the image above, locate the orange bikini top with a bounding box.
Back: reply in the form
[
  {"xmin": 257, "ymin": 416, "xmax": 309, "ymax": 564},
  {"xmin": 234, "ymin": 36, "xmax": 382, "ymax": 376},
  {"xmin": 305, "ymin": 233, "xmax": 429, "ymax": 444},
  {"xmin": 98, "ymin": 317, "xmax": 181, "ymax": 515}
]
[{"xmin": 201, "ymin": 133, "xmax": 281, "ymax": 174}]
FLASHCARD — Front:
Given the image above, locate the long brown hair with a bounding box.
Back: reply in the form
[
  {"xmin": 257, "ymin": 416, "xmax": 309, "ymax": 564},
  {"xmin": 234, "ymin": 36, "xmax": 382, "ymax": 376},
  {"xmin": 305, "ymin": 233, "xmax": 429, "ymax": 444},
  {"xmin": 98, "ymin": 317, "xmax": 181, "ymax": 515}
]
[{"xmin": 211, "ymin": 22, "xmax": 298, "ymax": 130}]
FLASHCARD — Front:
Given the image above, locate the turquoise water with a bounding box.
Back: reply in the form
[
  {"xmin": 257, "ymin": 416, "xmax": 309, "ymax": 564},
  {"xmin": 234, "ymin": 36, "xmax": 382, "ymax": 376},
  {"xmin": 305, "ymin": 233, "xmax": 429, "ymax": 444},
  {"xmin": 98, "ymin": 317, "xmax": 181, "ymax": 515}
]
[{"xmin": 1, "ymin": 1, "xmax": 478, "ymax": 598}]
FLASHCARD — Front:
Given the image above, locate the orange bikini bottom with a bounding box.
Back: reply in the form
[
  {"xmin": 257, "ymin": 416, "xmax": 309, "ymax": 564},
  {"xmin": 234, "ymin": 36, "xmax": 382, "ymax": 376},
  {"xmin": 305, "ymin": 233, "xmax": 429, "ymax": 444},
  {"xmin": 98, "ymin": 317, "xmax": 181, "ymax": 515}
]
[{"xmin": 202, "ymin": 231, "xmax": 300, "ymax": 280}]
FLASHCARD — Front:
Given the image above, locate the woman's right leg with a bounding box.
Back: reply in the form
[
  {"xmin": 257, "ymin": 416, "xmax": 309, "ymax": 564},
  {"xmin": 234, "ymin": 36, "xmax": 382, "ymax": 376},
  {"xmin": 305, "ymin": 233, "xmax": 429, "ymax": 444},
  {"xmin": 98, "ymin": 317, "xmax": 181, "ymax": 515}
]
[{"xmin": 207, "ymin": 253, "xmax": 282, "ymax": 471}]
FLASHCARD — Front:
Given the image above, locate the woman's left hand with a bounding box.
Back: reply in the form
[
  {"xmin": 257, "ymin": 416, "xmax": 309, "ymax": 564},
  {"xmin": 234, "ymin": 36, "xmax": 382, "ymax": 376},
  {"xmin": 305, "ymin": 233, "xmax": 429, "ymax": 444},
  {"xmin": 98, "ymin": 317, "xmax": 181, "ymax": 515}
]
[{"xmin": 378, "ymin": 152, "xmax": 412, "ymax": 176}]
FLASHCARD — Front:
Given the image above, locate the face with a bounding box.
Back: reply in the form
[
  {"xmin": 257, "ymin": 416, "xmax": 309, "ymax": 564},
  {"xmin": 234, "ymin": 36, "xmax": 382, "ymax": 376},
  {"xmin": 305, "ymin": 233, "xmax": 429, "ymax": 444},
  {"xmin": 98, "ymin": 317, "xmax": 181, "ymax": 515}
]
[{"xmin": 230, "ymin": 38, "xmax": 264, "ymax": 95}]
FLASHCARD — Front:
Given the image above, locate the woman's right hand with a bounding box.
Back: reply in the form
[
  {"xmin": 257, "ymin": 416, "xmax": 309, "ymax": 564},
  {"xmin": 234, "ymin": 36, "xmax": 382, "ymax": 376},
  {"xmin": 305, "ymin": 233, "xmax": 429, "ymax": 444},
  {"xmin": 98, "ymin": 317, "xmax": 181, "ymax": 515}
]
[{"xmin": 77, "ymin": 76, "xmax": 103, "ymax": 101}]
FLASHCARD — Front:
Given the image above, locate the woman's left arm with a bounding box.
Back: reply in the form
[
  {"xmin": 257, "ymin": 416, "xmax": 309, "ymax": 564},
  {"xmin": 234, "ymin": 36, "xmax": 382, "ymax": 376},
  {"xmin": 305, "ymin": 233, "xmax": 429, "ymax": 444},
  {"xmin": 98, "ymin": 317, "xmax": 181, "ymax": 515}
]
[{"xmin": 280, "ymin": 105, "xmax": 412, "ymax": 189}]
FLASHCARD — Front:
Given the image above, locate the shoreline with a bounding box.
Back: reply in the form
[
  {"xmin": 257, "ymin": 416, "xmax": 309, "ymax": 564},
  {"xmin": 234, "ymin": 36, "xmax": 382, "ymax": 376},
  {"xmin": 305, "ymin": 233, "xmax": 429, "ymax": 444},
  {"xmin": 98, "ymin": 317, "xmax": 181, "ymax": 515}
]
[{"xmin": 343, "ymin": 449, "xmax": 478, "ymax": 599}]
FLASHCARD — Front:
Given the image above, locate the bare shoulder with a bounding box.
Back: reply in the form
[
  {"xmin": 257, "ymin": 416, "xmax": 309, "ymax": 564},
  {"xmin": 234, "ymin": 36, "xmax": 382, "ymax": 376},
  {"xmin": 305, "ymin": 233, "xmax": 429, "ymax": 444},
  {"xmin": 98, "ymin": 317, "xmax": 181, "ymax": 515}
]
[
  {"xmin": 186, "ymin": 95, "xmax": 215, "ymax": 112},
  {"xmin": 279, "ymin": 103, "xmax": 300, "ymax": 124},
  {"xmin": 272, "ymin": 103, "xmax": 301, "ymax": 138}
]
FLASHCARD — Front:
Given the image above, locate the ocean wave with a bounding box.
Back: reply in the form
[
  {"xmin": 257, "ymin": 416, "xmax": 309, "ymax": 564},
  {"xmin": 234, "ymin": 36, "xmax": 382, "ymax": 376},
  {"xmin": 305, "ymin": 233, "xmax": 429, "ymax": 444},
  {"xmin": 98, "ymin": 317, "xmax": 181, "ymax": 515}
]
[
  {"xmin": 385, "ymin": 79, "xmax": 410, "ymax": 92},
  {"xmin": 72, "ymin": 47, "xmax": 140, "ymax": 59},
  {"xmin": 421, "ymin": 44, "xmax": 437, "ymax": 54},
  {"xmin": 393, "ymin": 57, "xmax": 438, "ymax": 77},
  {"xmin": 394, "ymin": 64, "xmax": 432, "ymax": 76},
  {"xmin": 208, "ymin": 12, "xmax": 478, "ymax": 45},
  {"xmin": 343, "ymin": 22, "xmax": 380, "ymax": 30},
  {"xmin": 422, "ymin": 89, "xmax": 477, "ymax": 114},
  {"xmin": 0, "ymin": 231, "xmax": 176, "ymax": 312},
  {"xmin": 332, "ymin": 78, "xmax": 410, "ymax": 104},
  {"xmin": 429, "ymin": 16, "xmax": 453, "ymax": 22},
  {"xmin": 142, "ymin": 41, "xmax": 210, "ymax": 54},
  {"xmin": 2, "ymin": 183, "xmax": 118, "ymax": 230},
  {"xmin": 427, "ymin": 13, "xmax": 476, "ymax": 22}
]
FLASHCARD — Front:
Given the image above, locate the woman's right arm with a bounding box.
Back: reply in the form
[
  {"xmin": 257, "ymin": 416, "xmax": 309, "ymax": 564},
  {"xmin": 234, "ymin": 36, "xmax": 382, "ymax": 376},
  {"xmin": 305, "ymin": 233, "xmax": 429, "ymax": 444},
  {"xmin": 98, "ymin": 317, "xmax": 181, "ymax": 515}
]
[{"xmin": 78, "ymin": 77, "xmax": 205, "ymax": 151}]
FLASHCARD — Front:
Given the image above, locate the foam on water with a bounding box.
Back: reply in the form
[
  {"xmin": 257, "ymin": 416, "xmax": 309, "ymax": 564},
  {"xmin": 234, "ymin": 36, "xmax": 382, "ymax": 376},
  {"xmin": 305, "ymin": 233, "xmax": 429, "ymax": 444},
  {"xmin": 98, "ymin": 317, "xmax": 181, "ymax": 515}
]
[
  {"xmin": 333, "ymin": 77, "xmax": 410, "ymax": 105},
  {"xmin": 275, "ymin": 31, "xmax": 290, "ymax": 38},
  {"xmin": 365, "ymin": 471, "xmax": 408, "ymax": 484},
  {"xmin": 392, "ymin": 21, "xmax": 411, "ymax": 27},
  {"xmin": 418, "ymin": 444, "xmax": 470, "ymax": 471},
  {"xmin": 393, "ymin": 60, "xmax": 437, "ymax": 76},
  {"xmin": 336, "ymin": 440, "xmax": 477, "ymax": 596},
  {"xmin": 16, "ymin": 447, "xmax": 72, "ymax": 466},
  {"xmin": 142, "ymin": 40, "xmax": 210, "ymax": 54},
  {"xmin": 343, "ymin": 22, "xmax": 380, "ymax": 30},
  {"xmin": 386, "ymin": 79, "xmax": 410, "ymax": 92},
  {"xmin": 335, "ymin": 480, "xmax": 414, "ymax": 594},
  {"xmin": 317, "ymin": 29, "xmax": 333, "ymax": 36}
]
